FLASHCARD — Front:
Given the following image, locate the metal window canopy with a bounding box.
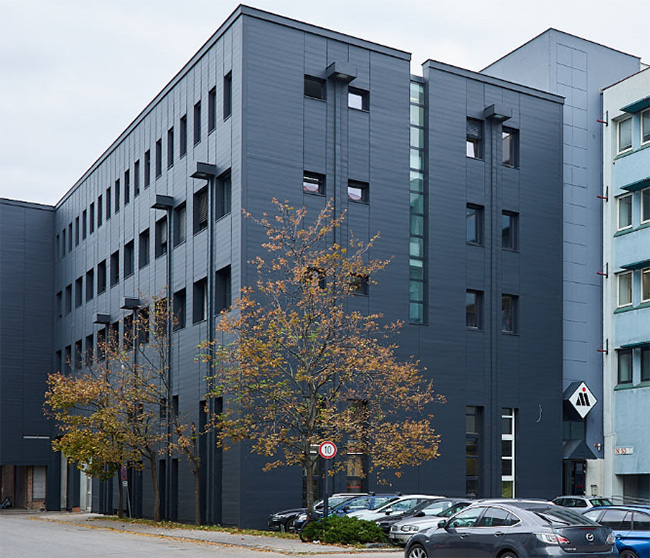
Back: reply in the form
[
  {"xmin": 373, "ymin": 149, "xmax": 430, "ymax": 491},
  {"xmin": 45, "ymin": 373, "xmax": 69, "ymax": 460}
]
[
  {"xmin": 483, "ymin": 103, "xmax": 512, "ymax": 122},
  {"xmin": 619, "ymin": 340, "xmax": 650, "ymax": 350},
  {"xmin": 620, "ymin": 176, "xmax": 650, "ymax": 192},
  {"xmin": 93, "ymin": 313, "xmax": 111, "ymax": 324},
  {"xmin": 326, "ymin": 61, "xmax": 357, "ymax": 83},
  {"xmin": 620, "ymin": 258, "xmax": 650, "ymax": 271},
  {"xmin": 621, "ymin": 95, "xmax": 650, "ymax": 114},
  {"xmin": 121, "ymin": 297, "xmax": 142, "ymax": 310},
  {"xmin": 190, "ymin": 162, "xmax": 218, "ymax": 180},
  {"xmin": 152, "ymin": 194, "xmax": 174, "ymax": 210}
]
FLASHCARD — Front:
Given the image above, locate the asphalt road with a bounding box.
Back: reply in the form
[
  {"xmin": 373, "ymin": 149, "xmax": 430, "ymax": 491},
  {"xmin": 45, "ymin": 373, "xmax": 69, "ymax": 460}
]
[{"xmin": 0, "ymin": 511, "xmax": 402, "ymax": 558}]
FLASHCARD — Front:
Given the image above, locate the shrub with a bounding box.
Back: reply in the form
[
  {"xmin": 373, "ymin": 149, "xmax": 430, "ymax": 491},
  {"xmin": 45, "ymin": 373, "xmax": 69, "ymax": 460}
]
[{"xmin": 300, "ymin": 515, "xmax": 387, "ymax": 545}]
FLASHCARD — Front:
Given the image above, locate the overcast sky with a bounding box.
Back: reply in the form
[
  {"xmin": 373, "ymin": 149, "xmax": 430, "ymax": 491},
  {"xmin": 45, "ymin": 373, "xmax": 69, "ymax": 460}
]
[{"xmin": 1, "ymin": 0, "xmax": 648, "ymax": 206}]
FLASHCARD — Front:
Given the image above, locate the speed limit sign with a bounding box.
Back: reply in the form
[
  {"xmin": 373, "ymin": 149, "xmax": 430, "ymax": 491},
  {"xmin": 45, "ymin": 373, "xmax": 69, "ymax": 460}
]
[{"xmin": 318, "ymin": 441, "xmax": 337, "ymax": 459}]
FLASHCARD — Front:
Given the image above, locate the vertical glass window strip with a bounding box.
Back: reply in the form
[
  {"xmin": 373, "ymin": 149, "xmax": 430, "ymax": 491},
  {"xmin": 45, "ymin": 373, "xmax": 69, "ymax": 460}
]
[
  {"xmin": 466, "ymin": 406, "xmax": 480, "ymax": 498},
  {"xmin": 501, "ymin": 408, "xmax": 515, "ymax": 497},
  {"xmin": 409, "ymin": 81, "xmax": 426, "ymax": 324}
]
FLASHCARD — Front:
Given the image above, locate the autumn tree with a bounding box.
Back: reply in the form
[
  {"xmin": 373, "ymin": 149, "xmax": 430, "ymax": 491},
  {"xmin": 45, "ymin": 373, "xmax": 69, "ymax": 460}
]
[
  {"xmin": 46, "ymin": 295, "xmax": 215, "ymax": 524},
  {"xmin": 202, "ymin": 200, "xmax": 444, "ymax": 515}
]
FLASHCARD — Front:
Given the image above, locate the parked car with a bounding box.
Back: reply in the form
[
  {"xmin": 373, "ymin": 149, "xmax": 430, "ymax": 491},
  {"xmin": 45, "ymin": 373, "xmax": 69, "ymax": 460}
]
[
  {"xmin": 376, "ymin": 497, "xmax": 451, "ymax": 534},
  {"xmin": 348, "ymin": 494, "xmax": 442, "ymax": 521},
  {"xmin": 292, "ymin": 492, "xmax": 400, "ymax": 531},
  {"xmin": 584, "ymin": 504, "xmax": 650, "ymax": 558},
  {"xmin": 554, "ymin": 495, "xmax": 614, "ymax": 509},
  {"xmin": 404, "ymin": 500, "xmax": 617, "ymax": 558},
  {"xmin": 387, "ymin": 499, "xmax": 472, "ymax": 545},
  {"xmin": 267, "ymin": 493, "xmax": 362, "ymax": 531}
]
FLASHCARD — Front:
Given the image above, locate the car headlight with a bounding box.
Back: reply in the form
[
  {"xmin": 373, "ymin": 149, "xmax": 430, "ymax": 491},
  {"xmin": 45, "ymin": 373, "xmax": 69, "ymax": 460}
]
[
  {"xmin": 400, "ymin": 525, "xmax": 419, "ymax": 532},
  {"xmin": 606, "ymin": 533, "xmax": 615, "ymax": 545},
  {"xmin": 297, "ymin": 513, "xmax": 307, "ymax": 521}
]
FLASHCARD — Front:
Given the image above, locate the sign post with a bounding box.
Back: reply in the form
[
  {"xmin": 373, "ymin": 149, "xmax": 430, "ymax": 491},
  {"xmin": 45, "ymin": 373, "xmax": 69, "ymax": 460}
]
[{"xmin": 318, "ymin": 441, "xmax": 337, "ymax": 518}]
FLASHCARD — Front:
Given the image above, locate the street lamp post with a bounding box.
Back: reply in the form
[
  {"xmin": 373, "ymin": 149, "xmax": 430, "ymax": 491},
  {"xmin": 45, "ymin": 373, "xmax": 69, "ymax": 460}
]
[{"xmin": 151, "ymin": 194, "xmax": 174, "ymax": 520}]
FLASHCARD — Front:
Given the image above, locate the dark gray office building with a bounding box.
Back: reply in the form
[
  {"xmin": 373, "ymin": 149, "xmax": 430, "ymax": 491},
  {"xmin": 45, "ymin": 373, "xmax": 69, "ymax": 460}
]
[{"xmin": 0, "ymin": 6, "xmax": 564, "ymax": 527}]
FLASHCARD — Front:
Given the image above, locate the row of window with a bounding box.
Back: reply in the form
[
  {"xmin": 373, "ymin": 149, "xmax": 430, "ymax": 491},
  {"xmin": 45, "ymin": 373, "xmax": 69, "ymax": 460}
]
[
  {"xmin": 57, "ymin": 75, "xmax": 233, "ymax": 260},
  {"xmin": 466, "ymin": 118, "xmax": 520, "ymax": 168},
  {"xmin": 302, "ymin": 171, "xmax": 369, "ymax": 202},
  {"xmin": 617, "ymin": 268, "xmax": 650, "ymax": 308},
  {"xmin": 467, "ymin": 205, "xmax": 519, "ymax": 250},
  {"xmin": 466, "ymin": 291, "xmax": 519, "ymax": 334},
  {"xmin": 304, "ymin": 75, "xmax": 369, "ymax": 111},
  {"xmin": 56, "ymin": 266, "xmax": 232, "ymax": 374},
  {"xmin": 617, "ymin": 346, "xmax": 650, "ymax": 385},
  {"xmin": 616, "ymin": 188, "xmax": 650, "ymax": 232},
  {"xmin": 617, "ymin": 108, "xmax": 650, "ymax": 154}
]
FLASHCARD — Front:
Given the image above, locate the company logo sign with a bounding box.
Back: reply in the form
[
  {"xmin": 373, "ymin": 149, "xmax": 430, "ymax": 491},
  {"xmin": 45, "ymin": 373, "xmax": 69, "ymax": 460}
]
[{"xmin": 568, "ymin": 382, "xmax": 597, "ymax": 418}]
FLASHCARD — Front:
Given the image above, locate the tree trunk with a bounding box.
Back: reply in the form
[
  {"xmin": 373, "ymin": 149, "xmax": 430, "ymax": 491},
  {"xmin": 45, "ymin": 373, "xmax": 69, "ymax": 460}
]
[
  {"xmin": 117, "ymin": 469, "xmax": 124, "ymax": 518},
  {"xmin": 305, "ymin": 454, "xmax": 314, "ymax": 517},
  {"xmin": 193, "ymin": 465, "xmax": 201, "ymax": 525},
  {"xmin": 149, "ymin": 457, "xmax": 161, "ymax": 522}
]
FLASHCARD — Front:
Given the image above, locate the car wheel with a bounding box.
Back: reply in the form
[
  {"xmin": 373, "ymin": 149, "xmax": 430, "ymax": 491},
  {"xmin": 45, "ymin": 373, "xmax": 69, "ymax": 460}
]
[
  {"xmin": 499, "ymin": 552, "xmax": 518, "ymax": 558},
  {"xmin": 407, "ymin": 544, "xmax": 429, "ymax": 558},
  {"xmin": 285, "ymin": 517, "xmax": 296, "ymax": 533},
  {"xmin": 619, "ymin": 551, "xmax": 638, "ymax": 558}
]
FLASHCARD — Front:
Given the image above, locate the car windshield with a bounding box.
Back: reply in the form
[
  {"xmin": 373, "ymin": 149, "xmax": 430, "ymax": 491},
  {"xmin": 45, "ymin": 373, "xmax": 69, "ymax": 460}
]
[
  {"xmin": 438, "ymin": 502, "xmax": 470, "ymax": 517},
  {"xmin": 532, "ymin": 506, "xmax": 599, "ymax": 526},
  {"xmin": 328, "ymin": 495, "xmax": 356, "ymax": 508},
  {"xmin": 589, "ymin": 498, "xmax": 612, "ymax": 507}
]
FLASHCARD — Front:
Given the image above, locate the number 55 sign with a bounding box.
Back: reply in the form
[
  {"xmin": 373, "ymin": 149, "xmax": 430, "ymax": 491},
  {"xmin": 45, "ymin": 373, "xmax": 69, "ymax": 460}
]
[{"xmin": 318, "ymin": 441, "xmax": 337, "ymax": 459}]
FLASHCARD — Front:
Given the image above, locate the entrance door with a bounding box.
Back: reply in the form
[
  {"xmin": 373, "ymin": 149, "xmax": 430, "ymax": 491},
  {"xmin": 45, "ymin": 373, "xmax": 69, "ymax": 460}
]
[{"xmin": 563, "ymin": 460, "xmax": 586, "ymax": 495}]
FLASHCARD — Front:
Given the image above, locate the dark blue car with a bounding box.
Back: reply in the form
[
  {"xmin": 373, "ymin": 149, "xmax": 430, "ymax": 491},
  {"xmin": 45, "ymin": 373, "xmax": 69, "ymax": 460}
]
[{"xmin": 584, "ymin": 505, "xmax": 650, "ymax": 558}]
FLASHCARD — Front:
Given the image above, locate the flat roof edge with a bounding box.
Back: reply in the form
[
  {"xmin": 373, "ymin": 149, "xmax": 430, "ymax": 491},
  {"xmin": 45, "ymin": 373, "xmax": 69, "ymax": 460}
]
[
  {"xmin": 424, "ymin": 59, "xmax": 565, "ymax": 104},
  {"xmin": 0, "ymin": 197, "xmax": 55, "ymax": 211},
  {"xmin": 57, "ymin": 5, "xmax": 410, "ymax": 207}
]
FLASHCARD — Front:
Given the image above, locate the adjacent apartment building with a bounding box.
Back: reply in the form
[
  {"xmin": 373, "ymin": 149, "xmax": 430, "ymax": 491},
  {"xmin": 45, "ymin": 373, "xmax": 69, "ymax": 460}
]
[
  {"xmin": 0, "ymin": 6, "xmax": 565, "ymax": 527},
  {"xmin": 482, "ymin": 30, "xmax": 641, "ymax": 497},
  {"xmin": 602, "ymin": 66, "xmax": 650, "ymax": 502}
]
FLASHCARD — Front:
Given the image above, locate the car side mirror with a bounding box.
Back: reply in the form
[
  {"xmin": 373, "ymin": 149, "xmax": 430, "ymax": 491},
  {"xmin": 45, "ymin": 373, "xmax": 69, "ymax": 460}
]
[
  {"xmin": 415, "ymin": 511, "xmax": 425, "ymax": 517},
  {"xmin": 384, "ymin": 508, "xmax": 393, "ymax": 515},
  {"xmin": 438, "ymin": 520, "xmax": 448, "ymax": 529}
]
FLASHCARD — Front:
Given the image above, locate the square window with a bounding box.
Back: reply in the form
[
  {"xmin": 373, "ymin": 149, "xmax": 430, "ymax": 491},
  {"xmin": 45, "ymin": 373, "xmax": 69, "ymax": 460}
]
[
  {"xmin": 642, "ymin": 189, "xmax": 650, "ymax": 224},
  {"xmin": 466, "ymin": 290, "xmax": 482, "ymax": 329},
  {"xmin": 348, "ymin": 180, "xmax": 369, "ymax": 203},
  {"xmin": 194, "ymin": 187, "xmax": 208, "ymax": 233},
  {"xmin": 618, "ymin": 349, "xmax": 632, "ymax": 384},
  {"xmin": 467, "ymin": 204, "xmax": 483, "ymax": 245},
  {"xmin": 642, "ymin": 109, "xmax": 650, "ymax": 144},
  {"xmin": 124, "ymin": 240, "xmax": 134, "ymax": 278},
  {"xmin": 502, "ymin": 128, "xmax": 519, "ymax": 167},
  {"xmin": 173, "ymin": 288, "xmax": 186, "ymax": 331},
  {"xmin": 618, "ymin": 117, "xmax": 633, "ymax": 152},
  {"xmin": 502, "ymin": 211, "xmax": 518, "ymax": 250},
  {"xmin": 215, "ymin": 265, "xmax": 232, "ymax": 313},
  {"xmin": 223, "ymin": 72, "xmax": 232, "ymax": 119},
  {"xmin": 350, "ymin": 274, "xmax": 369, "ymax": 295},
  {"xmin": 303, "ymin": 171, "xmax": 325, "ymax": 195},
  {"xmin": 643, "ymin": 269, "xmax": 650, "ymax": 303},
  {"xmin": 139, "ymin": 229, "xmax": 150, "ymax": 269},
  {"xmin": 348, "ymin": 87, "xmax": 369, "ymax": 111},
  {"xmin": 110, "ymin": 250, "xmax": 120, "ymax": 286},
  {"xmin": 502, "ymin": 294, "xmax": 518, "ymax": 334},
  {"xmin": 179, "ymin": 115, "xmax": 187, "ymax": 157},
  {"xmin": 642, "ymin": 347, "xmax": 650, "ymax": 383},
  {"xmin": 618, "ymin": 194, "xmax": 633, "ymax": 230},
  {"xmin": 217, "ymin": 171, "xmax": 231, "ymax": 219},
  {"xmin": 466, "ymin": 119, "xmax": 483, "ymax": 159},
  {"xmin": 173, "ymin": 203, "xmax": 186, "ymax": 247},
  {"xmin": 194, "ymin": 101, "xmax": 202, "ymax": 145},
  {"xmin": 208, "ymin": 87, "xmax": 216, "ymax": 132},
  {"xmin": 97, "ymin": 260, "xmax": 107, "ymax": 294},
  {"xmin": 155, "ymin": 217, "xmax": 168, "ymax": 258},
  {"xmin": 193, "ymin": 278, "xmax": 208, "ymax": 323},
  {"xmin": 618, "ymin": 272, "xmax": 632, "ymax": 307},
  {"xmin": 304, "ymin": 75, "xmax": 326, "ymax": 100}
]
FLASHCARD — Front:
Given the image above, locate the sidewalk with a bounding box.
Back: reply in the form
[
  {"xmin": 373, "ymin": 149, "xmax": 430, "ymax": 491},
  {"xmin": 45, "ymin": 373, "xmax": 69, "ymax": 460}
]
[{"xmin": 26, "ymin": 511, "xmax": 402, "ymax": 556}]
